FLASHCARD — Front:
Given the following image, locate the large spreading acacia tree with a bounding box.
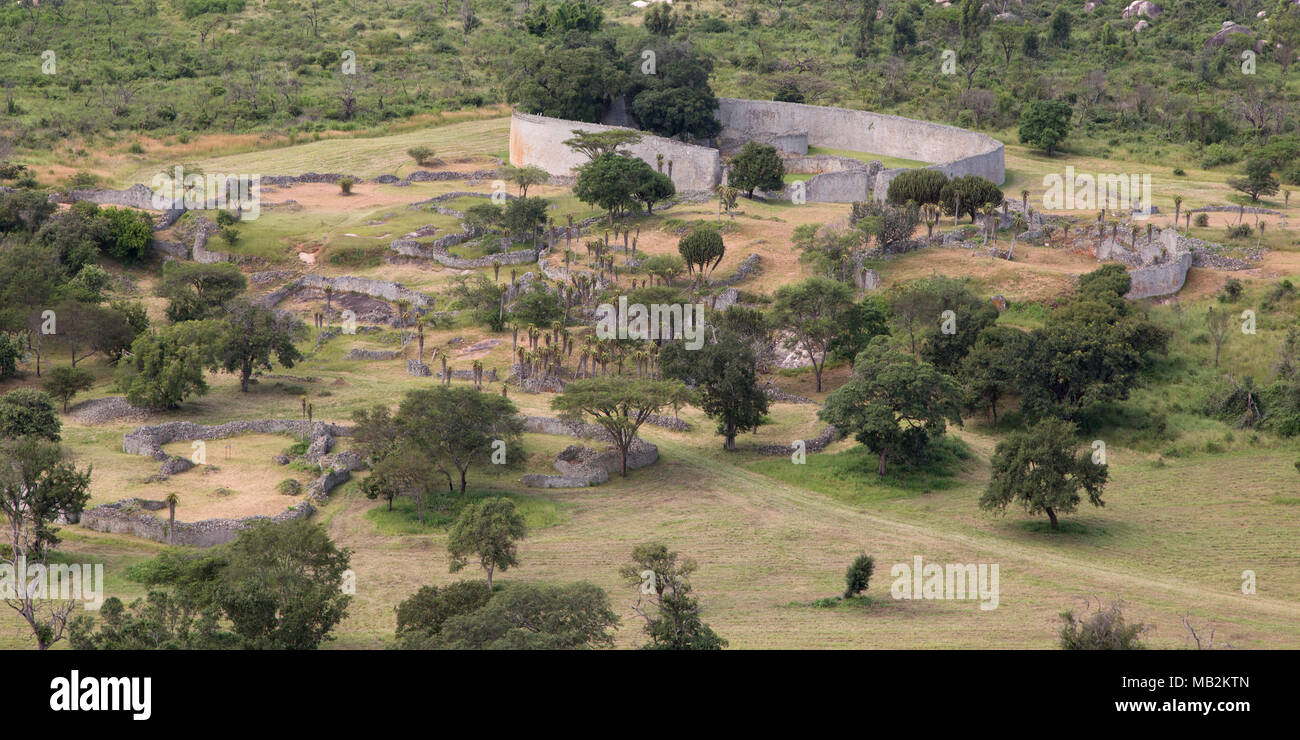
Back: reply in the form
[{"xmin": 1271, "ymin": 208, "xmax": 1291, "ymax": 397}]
[
  {"xmin": 551, "ymin": 377, "xmax": 691, "ymax": 476},
  {"xmin": 393, "ymin": 386, "xmax": 525, "ymax": 494}
]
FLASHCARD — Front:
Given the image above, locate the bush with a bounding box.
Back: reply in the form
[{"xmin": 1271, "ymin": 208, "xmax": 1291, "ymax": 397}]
[
  {"xmin": 407, "ymin": 146, "xmax": 436, "ymax": 166},
  {"xmin": 338, "ymin": 177, "xmax": 356, "ymax": 195},
  {"xmin": 1060, "ymin": 601, "xmax": 1147, "ymax": 650},
  {"xmin": 1200, "ymin": 143, "xmax": 1240, "ymax": 169},
  {"xmin": 1194, "ymin": 213, "xmax": 1210, "ymax": 227},
  {"xmin": 1219, "ymin": 277, "xmax": 1244, "ymax": 302},
  {"xmin": 276, "ymin": 478, "xmax": 304, "ymax": 496},
  {"xmin": 844, "ymin": 554, "xmax": 875, "ymax": 598},
  {"xmin": 886, "ymin": 169, "xmax": 948, "ymax": 206}
]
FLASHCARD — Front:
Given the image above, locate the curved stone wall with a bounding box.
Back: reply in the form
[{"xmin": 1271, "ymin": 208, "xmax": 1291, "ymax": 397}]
[
  {"xmin": 510, "ymin": 100, "xmax": 1005, "ymax": 203},
  {"xmin": 510, "ymin": 112, "xmax": 722, "ymax": 193}
]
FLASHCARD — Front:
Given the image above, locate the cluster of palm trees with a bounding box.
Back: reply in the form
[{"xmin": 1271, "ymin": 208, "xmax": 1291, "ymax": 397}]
[{"xmin": 511, "ymin": 324, "xmax": 662, "ymax": 383}]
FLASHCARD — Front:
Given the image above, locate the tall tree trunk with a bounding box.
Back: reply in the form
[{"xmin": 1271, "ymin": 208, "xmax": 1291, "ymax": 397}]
[{"xmin": 1046, "ymin": 507, "xmax": 1059, "ymax": 531}]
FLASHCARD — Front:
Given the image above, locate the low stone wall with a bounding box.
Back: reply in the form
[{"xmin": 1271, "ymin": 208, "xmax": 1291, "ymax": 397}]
[
  {"xmin": 712, "ymin": 253, "xmax": 762, "ymax": 286},
  {"xmin": 755, "ymin": 425, "xmax": 840, "ymax": 456},
  {"xmin": 57, "ymin": 183, "xmax": 159, "ymax": 210},
  {"xmin": 122, "ymin": 419, "xmax": 352, "ymax": 459},
  {"xmin": 80, "ymin": 498, "xmax": 315, "ymax": 548},
  {"xmin": 1124, "ymin": 228, "xmax": 1194, "ymax": 300},
  {"xmin": 348, "ymin": 348, "xmax": 403, "ymax": 361}
]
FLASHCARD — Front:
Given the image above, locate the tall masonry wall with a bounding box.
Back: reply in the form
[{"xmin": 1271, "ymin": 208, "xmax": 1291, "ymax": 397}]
[
  {"xmin": 510, "ymin": 100, "xmax": 1005, "ymax": 203},
  {"xmin": 509, "ymin": 112, "xmax": 722, "ymax": 193},
  {"xmin": 715, "ymin": 98, "xmax": 1005, "ymax": 201}
]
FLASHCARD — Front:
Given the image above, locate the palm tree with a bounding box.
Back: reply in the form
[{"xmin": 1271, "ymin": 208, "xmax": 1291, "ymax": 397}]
[
  {"xmin": 324, "ymin": 285, "xmax": 334, "ymax": 313},
  {"xmin": 1173, "ymin": 194, "xmax": 1183, "ymax": 232},
  {"xmin": 394, "ymin": 299, "xmax": 412, "ymax": 333},
  {"xmin": 1020, "ymin": 188, "xmax": 1030, "ymax": 219},
  {"xmin": 415, "ymin": 316, "xmax": 426, "ymax": 363},
  {"xmin": 165, "ymin": 492, "xmax": 179, "ymax": 546}
]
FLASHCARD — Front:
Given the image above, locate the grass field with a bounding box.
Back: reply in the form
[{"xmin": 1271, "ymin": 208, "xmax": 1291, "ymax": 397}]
[{"xmin": 4, "ymin": 111, "xmax": 1300, "ymax": 650}]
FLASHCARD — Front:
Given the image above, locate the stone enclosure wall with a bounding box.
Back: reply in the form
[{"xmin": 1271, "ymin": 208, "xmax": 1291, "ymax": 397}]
[
  {"xmin": 509, "ymin": 99, "xmax": 1005, "ymax": 203},
  {"xmin": 510, "ymin": 112, "xmax": 722, "ymax": 193}
]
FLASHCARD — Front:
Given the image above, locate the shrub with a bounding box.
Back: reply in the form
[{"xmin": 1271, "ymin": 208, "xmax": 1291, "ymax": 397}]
[
  {"xmin": 407, "ymin": 146, "xmax": 436, "ymax": 166},
  {"xmin": 1194, "ymin": 213, "xmax": 1210, "ymax": 227},
  {"xmin": 843, "ymin": 554, "xmax": 875, "ymax": 598},
  {"xmin": 276, "ymin": 478, "xmax": 304, "ymax": 496},
  {"xmin": 886, "ymin": 169, "xmax": 949, "ymax": 206},
  {"xmin": 1060, "ymin": 601, "xmax": 1147, "ymax": 650},
  {"xmin": 1224, "ymin": 223, "xmax": 1252, "ymax": 239},
  {"xmin": 1200, "ymin": 143, "xmax": 1240, "ymax": 169},
  {"xmin": 1219, "ymin": 277, "xmax": 1244, "ymax": 302},
  {"xmin": 338, "ymin": 177, "xmax": 356, "ymax": 195}
]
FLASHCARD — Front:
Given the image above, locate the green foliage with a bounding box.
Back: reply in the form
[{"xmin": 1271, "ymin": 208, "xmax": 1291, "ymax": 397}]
[
  {"xmin": 981, "ymin": 417, "xmax": 1107, "ymax": 531},
  {"xmin": 844, "ymin": 554, "xmax": 875, "ymax": 598},
  {"xmin": 886, "ymin": 169, "xmax": 949, "ymax": 206},
  {"xmin": 437, "ymin": 581, "xmax": 619, "ymax": 649},
  {"xmin": 156, "ymin": 260, "xmax": 248, "ymax": 322},
  {"xmin": 0, "ymin": 333, "xmax": 22, "ymax": 381},
  {"xmin": 676, "ymin": 226, "xmax": 725, "ymax": 278},
  {"xmin": 1018, "ymin": 100, "xmax": 1073, "ymax": 155},
  {"xmin": 644, "ymin": 4, "xmax": 678, "ymax": 35},
  {"xmin": 727, "ymin": 142, "xmax": 785, "ymax": 197},
  {"xmin": 574, "ymin": 153, "xmax": 675, "ymax": 224},
  {"xmin": 523, "ymin": 0, "xmax": 604, "ymax": 36},
  {"xmin": 771, "ymin": 276, "xmax": 859, "ymax": 392},
  {"xmin": 394, "ymin": 580, "xmax": 493, "ymax": 649},
  {"xmin": 275, "ymin": 478, "xmax": 303, "ymax": 496},
  {"xmin": 659, "ymin": 330, "xmax": 769, "ymax": 450},
  {"xmin": 407, "ymin": 146, "xmax": 436, "ymax": 166},
  {"xmin": 1227, "ymin": 158, "xmax": 1280, "ymax": 201},
  {"xmin": 819, "ymin": 338, "xmax": 964, "ymax": 476},
  {"xmin": 620, "ymin": 542, "xmax": 726, "ymax": 650},
  {"xmin": 552, "ymin": 377, "xmax": 692, "ymax": 475},
  {"xmin": 939, "ymin": 175, "xmax": 1004, "ymax": 222},
  {"xmin": 42, "ymin": 366, "xmax": 95, "ymax": 413},
  {"xmin": 212, "ymin": 300, "xmax": 305, "ymax": 392},
  {"xmin": 115, "ymin": 319, "xmax": 223, "ymax": 409},
  {"xmin": 100, "ymin": 207, "xmax": 154, "ymax": 263},
  {"xmin": 0, "ymin": 389, "xmax": 61, "ymax": 441},
  {"xmin": 447, "ymin": 497, "xmax": 527, "ymax": 588}
]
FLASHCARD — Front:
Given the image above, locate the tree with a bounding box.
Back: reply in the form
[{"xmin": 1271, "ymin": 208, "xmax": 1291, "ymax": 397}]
[
  {"xmin": 51, "ymin": 300, "xmax": 137, "ymax": 368},
  {"xmin": 395, "ymin": 580, "xmax": 492, "ymax": 649},
  {"xmin": 551, "ymin": 377, "xmax": 692, "ymax": 475},
  {"xmin": 100, "ymin": 206, "xmax": 154, "ymax": 263},
  {"xmin": 980, "ymin": 417, "xmax": 1107, "ymax": 531},
  {"xmin": 499, "ymin": 164, "xmax": 550, "ymax": 197},
  {"xmin": 574, "ymin": 153, "xmax": 673, "ymax": 225},
  {"xmin": 819, "ymin": 338, "xmax": 964, "ymax": 476},
  {"xmin": 115, "ymin": 320, "xmax": 222, "ymax": 409},
  {"xmin": 917, "ymin": 277, "xmax": 1000, "ymax": 374},
  {"xmin": 437, "ymin": 581, "xmax": 619, "ymax": 649},
  {"xmin": 1049, "ymin": 7, "xmax": 1072, "ymax": 47},
  {"xmin": 886, "ymin": 169, "xmax": 948, "ymax": 206},
  {"xmin": 1019, "ymin": 99, "xmax": 1073, "ymax": 155},
  {"xmin": 501, "ymin": 196, "xmax": 550, "ymax": 246},
  {"xmin": 1273, "ymin": 0, "xmax": 1300, "ymax": 76},
  {"xmin": 392, "ymin": 386, "xmax": 524, "ymax": 494},
  {"xmin": 631, "ymin": 86, "xmax": 722, "ymax": 141},
  {"xmin": 562, "ymin": 129, "xmax": 644, "ymax": 160},
  {"xmin": 620, "ymin": 542, "xmax": 726, "ymax": 650},
  {"xmin": 1206, "ymin": 306, "xmax": 1230, "ymax": 369},
  {"xmin": 506, "ymin": 45, "xmax": 623, "ymax": 123},
  {"xmin": 447, "ymin": 497, "xmax": 527, "ymax": 589},
  {"xmin": 960, "ymin": 326, "xmax": 1029, "ymax": 422},
  {"xmin": 659, "ymin": 331, "xmax": 769, "ymax": 450},
  {"xmin": 0, "ymin": 437, "xmax": 92, "ymax": 649},
  {"xmin": 214, "ymin": 519, "xmax": 353, "ymax": 649},
  {"xmin": 42, "ymin": 366, "xmax": 94, "ymax": 412},
  {"xmin": 828, "ymin": 296, "xmax": 891, "ymax": 363},
  {"xmin": 844, "ymin": 554, "xmax": 875, "ymax": 598},
  {"xmin": 642, "ymin": 254, "xmax": 686, "ymax": 286},
  {"xmin": 523, "ymin": 0, "xmax": 604, "ymax": 35},
  {"xmin": 362, "ymin": 446, "xmax": 446, "ymax": 525},
  {"xmin": 771, "ymin": 277, "xmax": 859, "ymax": 392},
  {"xmin": 1227, "ymin": 158, "xmax": 1279, "ymax": 202},
  {"xmin": 0, "ymin": 188, "xmax": 57, "ymax": 233},
  {"xmin": 727, "ymin": 141, "xmax": 784, "ymax": 197},
  {"xmin": 677, "ymin": 227, "xmax": 726, "ymax": 280},
  {"xmin": 939, "ymin": 174, "xmax": 1003, "ymax": 222},
  {"xmin": 407, "ymin": 146, "xmax": 437, "ymax": 166},
  {"xmin": 213, "ymin": 301, "xmax": 305, "ymax": 392},
  {"xmin": 643, "ymin": 3, "xmax": 677, "ymax": 35},
  {"xmin": 156, "ymin": 260, "xmax": 247, "ymax": 322},
  {"xmin": 0, "ymin": 389, "xmax": 62, "ymax": 441},
  {"xmin": 165, "ymin": 491, "xmax": 179, "ymax": 546}
]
